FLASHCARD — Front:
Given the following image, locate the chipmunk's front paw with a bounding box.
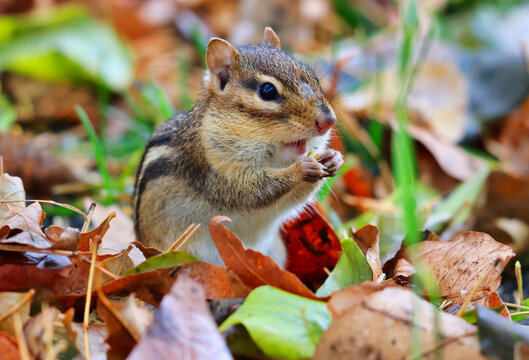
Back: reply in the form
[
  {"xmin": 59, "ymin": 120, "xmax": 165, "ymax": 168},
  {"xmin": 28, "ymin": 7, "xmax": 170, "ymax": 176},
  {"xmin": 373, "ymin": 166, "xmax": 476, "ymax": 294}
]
[
  {"xmin": 318, "ymin": 149, "xmax": 344, "ymax": 177},
  {"xmin": 298, "ymin": 157, "xmax": 327, "ymax": 183}
]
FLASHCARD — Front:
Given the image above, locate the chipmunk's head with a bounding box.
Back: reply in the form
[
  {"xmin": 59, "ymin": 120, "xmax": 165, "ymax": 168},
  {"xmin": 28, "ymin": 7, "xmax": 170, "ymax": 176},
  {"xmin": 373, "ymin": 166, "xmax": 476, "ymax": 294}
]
[{"xmin": 201, "ymin": 28, "xmax": 336, "ymax": 167}]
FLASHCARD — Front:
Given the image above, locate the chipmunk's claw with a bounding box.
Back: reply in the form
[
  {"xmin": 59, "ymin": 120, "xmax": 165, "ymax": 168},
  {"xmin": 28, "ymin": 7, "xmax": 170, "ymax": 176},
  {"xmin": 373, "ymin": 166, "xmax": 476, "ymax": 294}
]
[{"xmin": 318, "ymin": 149, "xmax": 344, "ymax": 177}]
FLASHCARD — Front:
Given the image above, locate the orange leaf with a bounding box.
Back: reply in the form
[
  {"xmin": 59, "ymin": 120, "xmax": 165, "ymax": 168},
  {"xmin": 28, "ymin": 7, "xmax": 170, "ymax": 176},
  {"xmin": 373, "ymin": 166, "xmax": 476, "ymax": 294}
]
[
  {"xmin": 210, "ymin": 216, "xmax": 316, "ymax": 299},
  {"xmin": 77, "ymin": 212, "xmax": 116, "ymax": 251}
]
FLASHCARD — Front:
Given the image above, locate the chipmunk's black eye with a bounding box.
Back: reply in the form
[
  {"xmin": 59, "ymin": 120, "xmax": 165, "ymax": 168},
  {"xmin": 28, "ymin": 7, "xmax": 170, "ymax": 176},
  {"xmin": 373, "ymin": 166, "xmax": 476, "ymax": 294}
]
[{"xmin": 258, "ymin": 82, "xmax": 278, "ymax": 101}]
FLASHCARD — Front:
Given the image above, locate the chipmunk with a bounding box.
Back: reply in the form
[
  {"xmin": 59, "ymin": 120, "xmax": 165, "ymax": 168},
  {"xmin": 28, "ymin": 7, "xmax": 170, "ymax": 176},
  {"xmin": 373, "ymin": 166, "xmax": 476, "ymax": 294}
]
[{"xmin": 133, "ymin": 28, "xmax": 343, "ymax": 267}]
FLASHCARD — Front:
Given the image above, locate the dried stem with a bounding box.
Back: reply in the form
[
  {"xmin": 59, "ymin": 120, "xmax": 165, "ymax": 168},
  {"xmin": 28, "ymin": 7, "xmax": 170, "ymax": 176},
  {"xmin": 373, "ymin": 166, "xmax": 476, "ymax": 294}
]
[
  {"xmin": 81, "ymin": 202, "xmax": 96, "ymax": 233},
  {"xmin": 165, "ymin": 223, "xmax": 195, "ymax": 253},
  {"xmin": 175, "ymin": 224, "xmax": 201, "ymax": 251},
  {"xmin": 457, "ymin": 260, "xmax": 499, "ymax": 317},
  {"xmin": 83, "ymin": 235, "xmax": 101, "ymax": 359}
]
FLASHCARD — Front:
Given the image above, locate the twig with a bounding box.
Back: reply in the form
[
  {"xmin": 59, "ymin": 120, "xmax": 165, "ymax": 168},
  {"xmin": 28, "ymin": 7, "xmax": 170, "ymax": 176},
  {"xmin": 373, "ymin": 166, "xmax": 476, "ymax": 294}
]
[
  {"xmin": 516, "ymin": 261, "xmax": 524, "ymax": 304},
  {"xmin": 0, "ymin": 155, "xmax": 3, "ymax": 175},
  {"xmin": 81, "ymin": 202, "xmax": 96, "ymax": 233},
  {"xmin": 457, "ymin": 260, "xmax": 499, "ymax": 317},
  {"xmin": 323, "ymin": 267, "xmax": 331, "ymax": 275},
  {"xmin": 175, "ymin": 224, "xmax": 201, "ymax": 251},
  {"xmin": 0, "ymin": 244, "xmax": 77, "ymax": 257},
  {"xmin": 509, "ymin": 311, "xmax": 529, "ymax": 317},
  {"xmin": 116, "ymin": 244, "xmax": 133, "ymax": 276},
  {"xmin": 42, "ymin": 302, "xmax": 55, "ymax": 360},
  {"xmin": 165, "ymin": 224, "xmax": 195, "ymax": 253},
  {"xmin": 82, "ymin": 256, "xmax": 119, "ymax": 280},
  {"xmin": 505, "ymin": 302, "xmax": 529, "ymax": 311},
  {"xmin": 0, "ymin": 199, "xmax": 88, "ymax": 221},
  {"xmin": 83, "ymin": 235, "xmax": 101, "ymax": 359},
  {"xmin": 14, "ymin": 312, "xmax": 31, "ymax": 360}
]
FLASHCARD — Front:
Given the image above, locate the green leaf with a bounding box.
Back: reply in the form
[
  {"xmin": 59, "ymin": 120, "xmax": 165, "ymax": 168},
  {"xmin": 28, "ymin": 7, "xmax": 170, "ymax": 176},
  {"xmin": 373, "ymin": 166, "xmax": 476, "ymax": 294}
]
[
  {"xmin": 511, "ymin": 298, "xmax": 529, "ymax": 323},
  {"xmin": 219, "ymin": 286, "xmax": 331, "ymax": 360},
  {"xmin": 0, "ymin": 94, "xmax": 16, "ymax": 133},
  {"xmin": 315, "ymin": 238, "xmax": 372, "ymax": 297},
  {"xmin": 125, "ymin": 251, "xmax": 199, "ymax": 276},
  {"xmin": 424, "ymin": 167, "xmax": 490, "ymax": 231},
  {"xmin": 0, "ymin": 5, "xmax": 132, "ymax": 90}
]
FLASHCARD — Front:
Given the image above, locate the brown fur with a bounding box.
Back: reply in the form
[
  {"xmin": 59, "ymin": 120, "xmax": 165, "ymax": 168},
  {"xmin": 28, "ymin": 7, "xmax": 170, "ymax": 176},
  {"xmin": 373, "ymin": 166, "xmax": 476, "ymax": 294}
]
[{"xmin": 133, "ymin": 29, "xmax": 340, "ymax": 265}]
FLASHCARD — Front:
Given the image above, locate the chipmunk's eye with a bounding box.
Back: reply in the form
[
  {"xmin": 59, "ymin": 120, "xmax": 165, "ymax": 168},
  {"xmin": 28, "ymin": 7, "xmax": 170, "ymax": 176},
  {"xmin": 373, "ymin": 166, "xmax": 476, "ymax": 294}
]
[{"xmin": 258, "ymin": 82, "xmax": 278, "ymax": 101}]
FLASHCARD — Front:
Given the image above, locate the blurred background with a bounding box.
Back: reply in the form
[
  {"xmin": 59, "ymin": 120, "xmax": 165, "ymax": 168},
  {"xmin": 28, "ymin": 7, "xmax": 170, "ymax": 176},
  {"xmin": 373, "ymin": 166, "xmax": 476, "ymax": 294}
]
[{"xmin": 1, "ymin": 0, "xmax": 529, "ymax": 272}]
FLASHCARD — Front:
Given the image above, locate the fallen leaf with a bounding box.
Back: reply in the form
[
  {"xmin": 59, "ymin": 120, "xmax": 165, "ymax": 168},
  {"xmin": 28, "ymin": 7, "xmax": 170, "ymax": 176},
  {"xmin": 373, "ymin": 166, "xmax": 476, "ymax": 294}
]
[
  {"xmin": 0, "ymin": 172, "xmax": 25, "ymax": 224},
  {"xmin": 0, "ymin": 332, "xmax": 20, "ymax": 360},
  {"xmin": 478, "ymin": 305, "xmax": 529, "ymax": 360},
  {"xmin": 315, "ymin": 237, "xmax": 372, "ymax": 297},
  {"xmin": 314, "ymin": 287, "xmax": 486, "ymax": 360},
  {"xmin": 0, "ymin": 252, "xmax": 72, "ymax": 292},
  {"xmin": 125, "ymin": 251, "xmax": 199, "ymax": 276},
  {"xmin": 418, "ymin": 231, "xmax": 515, "ymax": 304},
  {"xmin": 220, "ymin": 286, "xmax": 331, "ymax": 360},
  {"xmin": 0, "ymin": 290, "xmax": 34, "ymax": 337},
  {"xmin": 84, "ymin": 199, "xmax": 135, "ymax": 249},
  {"xmin": 351, "ymin": 225, "xmax": 382, "ymax": 280},
  {"xmin": 487, "ymin": 92, "xmax": 529, "ymax": 177},
  {"xmin": 128, "ymin": 276, "xmax": 233, "ymax": 360},
  {"xmin": 482, "ymin": 291, "xmax": 511, "ymax": 320},
  {"xmin": 0, "ymin": 202, "xmax": 47, "ymax": 245},
  {"xmin": 0, "ymin": 132, "xmax": 76, "ymax": 198},
  {"xmin": 325, "ymin": 282, "xmax": 396, "ymax": 318},
  {"xmin": 97, "ymin": 293, "xmax": 153, "ymax": 358},
  {"xmin": 55, "ymin": 262, "xmax": 250, "ymax": 310},
  {"xmin": 281, "ymin": 204, "xmax": 341, "ymax": 283},
  {"xmin": 473, "ymin": 171, "xmax": 529, "ymax": 253},
  {"xmin": 45, "ymin": 226, "xmax": 80, "ymax": 251},
  {"xmin": 210, "ymin": 216, "xmax": 316, "ymax": 299},
  {"xmin": 409, "ymin": 124, "xmax": 488, "ymax": 181},
  {"xmin": 342, "ymin": 59, "xmax": 469, "ymax": 143},
  {"xmin": 77, "ymin": 211, "xmax": 116, "ymax": 251}
]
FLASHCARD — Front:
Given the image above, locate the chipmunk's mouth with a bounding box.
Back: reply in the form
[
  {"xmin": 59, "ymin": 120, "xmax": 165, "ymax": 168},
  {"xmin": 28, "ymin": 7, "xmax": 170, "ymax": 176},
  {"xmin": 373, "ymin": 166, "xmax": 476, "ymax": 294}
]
[{"xmin": 284, "ymin": 139, "xmax": 307, "ymax": 155}]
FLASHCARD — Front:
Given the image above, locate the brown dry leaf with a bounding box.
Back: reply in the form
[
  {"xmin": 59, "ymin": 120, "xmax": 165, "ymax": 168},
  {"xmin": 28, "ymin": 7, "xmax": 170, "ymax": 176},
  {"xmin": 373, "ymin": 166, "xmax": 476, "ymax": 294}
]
[
  {"xmin": 419, "ymin": 231, "xmax": 515, "ymax": 304},
  {"xmin": 55, "ymin": 262, "xmax": 250, "ymax": 310},
  {"xmin": 314, "ymin": 287, "xmax": 486, "ymax": 360},
  {"xmin": 0, "ymin": 252, "xmax": 73, "ymax": 292},
  {"xmin": 0, "ymin": 202, "xmax": 47, "ymax": 248},
  {"xmin": 326, "ymin": 282, "xmax": 396, "ymax": 318},
  {"xmin": 45, "ymin": 226, "xmax": 80, "ymax": 251},
  {"xmin": 351, "ymin": 225, "xmax": 382, "ymax": 281},
  {"xmin": 96, "ymin": 293, "xmax": 151, "ymax": 358},
  {"xmin": 473, "ymin": 171, "xmax": 529, "ymax": 253},
  {"xmin": 0, "ymin": 172, "xmax": 25, "ymax": 224},
  {"xmin": 77, "ymin": 211, "xmax": 116, "ymax": 251},
  {"xmin": 128, "ymin": 276, "xmax": 233, "ymax": 360},
  {"xmin": 392, "ymin": 258, "xmax": 415, "ymax": 286},
  {"xmin": 0, "ymin": 332, "xmax": 20, "ymax": 360},
  {"xmin": 0, "ymin": 290, "xmax": 34, "ymax": 337},
  {"xmin": 409, "ymin": 124, "xmax": 488, "ymax": 181},
  {"xmin": 98, "ymin": 294, "xmax": 153, "ymax": 341},
  {"xmin": 342, "ymin": 59, "xmax": 468, "ymax": 143},
  {"xmin": 488, "ymin": 96, "xmax": 529, "ymax": 177},
  {"xmin": 0, "ymin": 132, "xmax": 76, "ymax": 198},
  {"xmin": 84, "ymin": 199, "xmax": 135, "ymax": 249},
  {"xmin": 482, "ymin": 291, "xmax": 511, "ymax": 319},
  {"xmin": 210, "ymin": 216, "xmax": 316, "ymax": 299}
]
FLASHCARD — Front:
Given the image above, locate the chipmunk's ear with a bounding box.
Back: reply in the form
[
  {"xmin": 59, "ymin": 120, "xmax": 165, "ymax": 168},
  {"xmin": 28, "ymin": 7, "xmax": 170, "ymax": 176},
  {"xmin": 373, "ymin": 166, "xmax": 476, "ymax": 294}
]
[
  {"xmin": 206, "ymin": 38, "xmax": 238, "ymax": 92},
  {"xmin": 263, "ymin": 27, "xmax": 281, "ymax": 50}
]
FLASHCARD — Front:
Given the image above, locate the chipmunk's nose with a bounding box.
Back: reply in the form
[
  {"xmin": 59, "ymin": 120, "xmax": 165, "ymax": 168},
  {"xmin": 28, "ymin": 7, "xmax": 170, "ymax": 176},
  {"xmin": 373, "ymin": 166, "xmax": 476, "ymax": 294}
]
[{"xmin": 315, "ymin": 105, "xmax": 336, "ymax": 134}]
